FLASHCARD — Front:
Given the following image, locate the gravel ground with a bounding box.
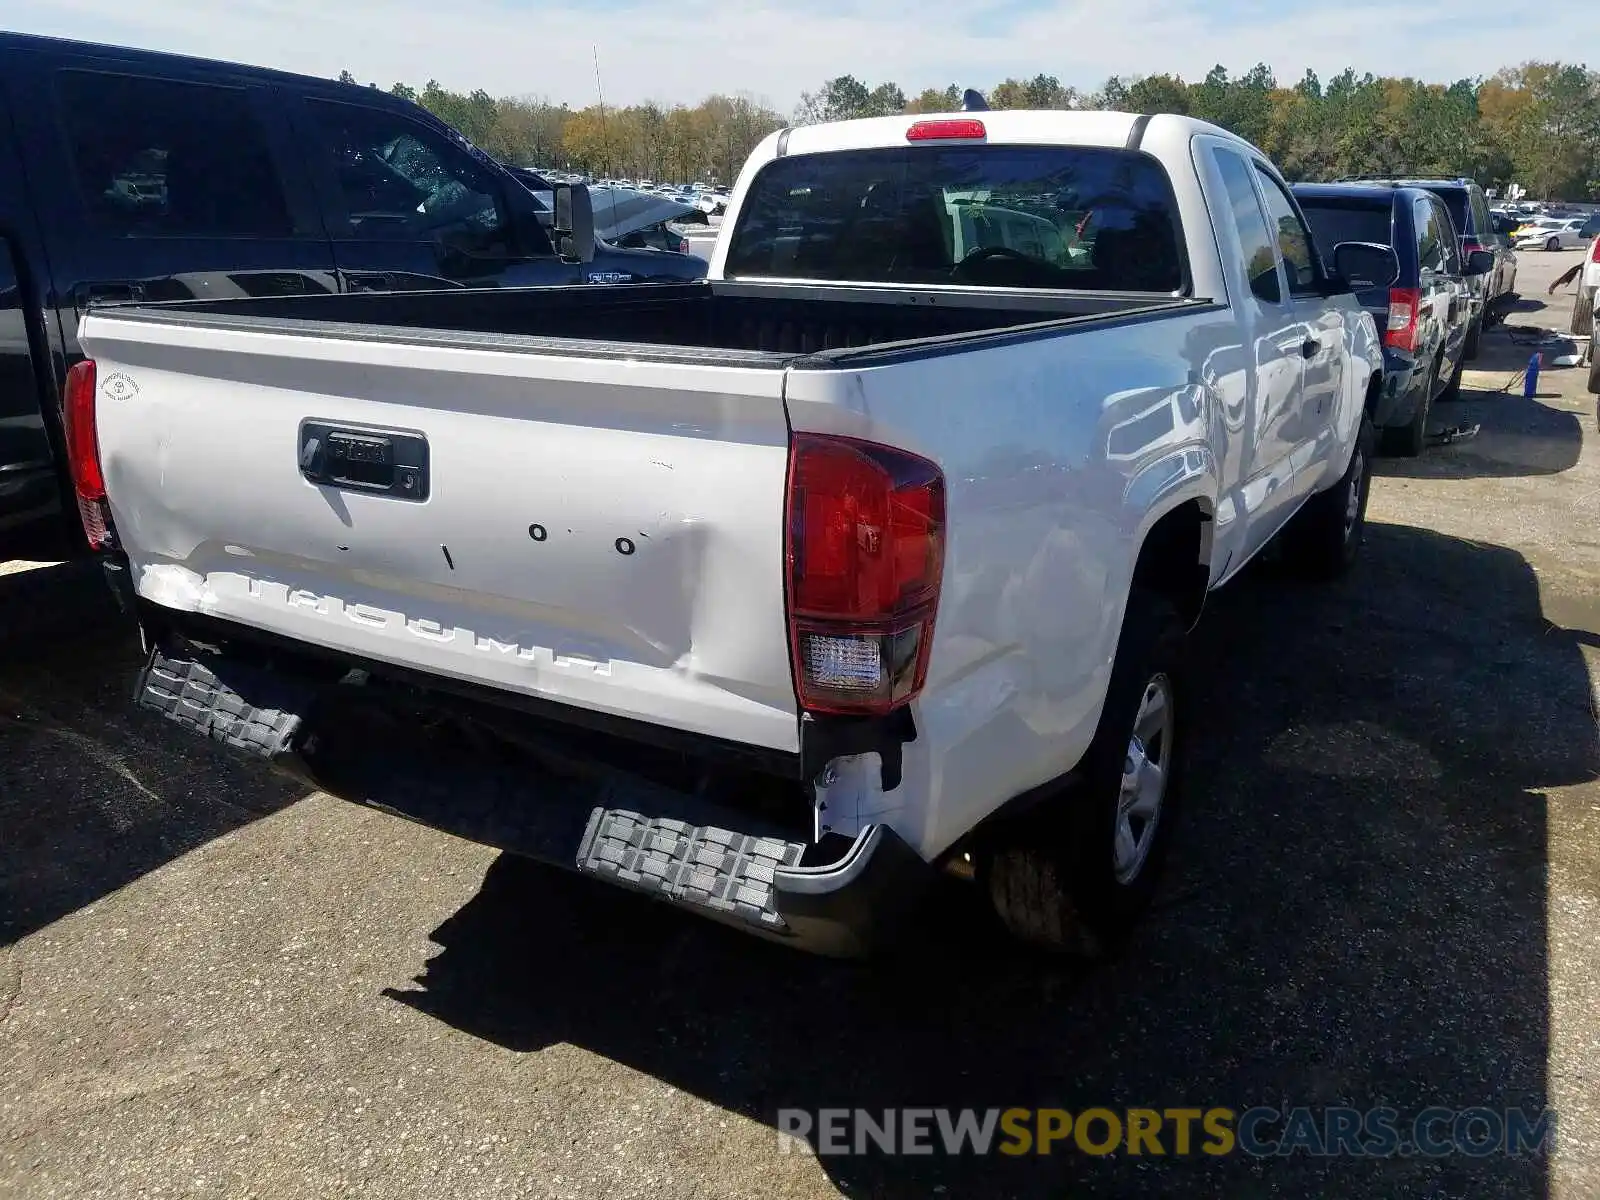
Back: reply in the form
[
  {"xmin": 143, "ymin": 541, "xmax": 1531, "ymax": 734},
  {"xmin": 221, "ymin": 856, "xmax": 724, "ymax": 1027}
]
[{"xmin": 3, "ymin": 251, "xmax": 1599, "ymax": 1199}]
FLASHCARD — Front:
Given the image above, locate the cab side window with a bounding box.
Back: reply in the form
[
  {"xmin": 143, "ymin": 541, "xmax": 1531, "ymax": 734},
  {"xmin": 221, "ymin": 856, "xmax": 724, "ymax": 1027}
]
[
  {"xmin": 56, "ymin": 70, "xmax": 294, "ymax": 238},
  {"xmin": 1210, "ymin": 148, "xmax": 1281, "ymax": 305},
  {"xmin": 305, "ymin": 99, "xmax": 539, "ymax": 256},
  {"xmin": 1253, "ymin": 167, "xmax": 1319, "ymax": 296}
]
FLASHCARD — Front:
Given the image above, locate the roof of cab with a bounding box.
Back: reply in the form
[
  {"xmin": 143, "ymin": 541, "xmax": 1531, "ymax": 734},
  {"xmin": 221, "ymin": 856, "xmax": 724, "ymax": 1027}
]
[{"xmin": 765, "ymin": 110, "xmax": 1255, "ymax": 158}]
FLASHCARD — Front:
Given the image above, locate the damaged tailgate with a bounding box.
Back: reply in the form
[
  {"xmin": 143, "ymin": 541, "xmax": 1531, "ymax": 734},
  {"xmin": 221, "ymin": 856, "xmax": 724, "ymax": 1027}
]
[{"xmin": 79, "ymin": 311, "xmax": 802, "ymax": 754}]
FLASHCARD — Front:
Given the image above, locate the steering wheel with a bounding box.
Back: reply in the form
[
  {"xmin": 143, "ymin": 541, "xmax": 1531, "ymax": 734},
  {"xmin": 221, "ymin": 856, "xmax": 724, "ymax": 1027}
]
[{"xmin": 951, "ymin": 245, "xmax": 1034, "ymax": 279}]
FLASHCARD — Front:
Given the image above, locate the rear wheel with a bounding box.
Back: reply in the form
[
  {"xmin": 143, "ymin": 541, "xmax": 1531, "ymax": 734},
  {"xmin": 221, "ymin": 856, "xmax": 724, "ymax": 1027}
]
[
  {"xmin": 1547, "ymin": 236, "xmax": 1561, "ymax": 252},
  {"xmin": 985, "ymin": 590, "xmax": 1186, "ymax": 958},
  {"xmin": 1281, "ymin": 416, "xmax": 1375, "ymax": 580},
  {"xmin": 1588, "ymin": 350, "xmax": 1600, "ymax": 397}
]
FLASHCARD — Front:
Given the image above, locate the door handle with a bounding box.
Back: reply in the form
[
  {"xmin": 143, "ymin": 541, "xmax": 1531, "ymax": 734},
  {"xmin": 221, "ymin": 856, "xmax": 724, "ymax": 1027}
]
[{"xmin": 1301, "ymin": 339, "xmax": 1318, "ymax": 359}]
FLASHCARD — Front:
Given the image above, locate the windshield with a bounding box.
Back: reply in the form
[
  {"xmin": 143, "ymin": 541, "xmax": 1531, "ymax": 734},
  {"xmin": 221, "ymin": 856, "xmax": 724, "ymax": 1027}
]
[
  {"xmin": 1296, "ymin": 201, "xmax": 1393, "ymax": 264},
  {"xmin": 724, "ymin": 145, "xmax": 1186, "ymax": 292}
]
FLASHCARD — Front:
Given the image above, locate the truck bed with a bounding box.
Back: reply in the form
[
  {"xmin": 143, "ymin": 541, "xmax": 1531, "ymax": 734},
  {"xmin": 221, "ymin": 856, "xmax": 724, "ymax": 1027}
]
[
  {"xmin": 77, "ymin": 277, "xmax": 1206, "ymax": 770},
  {"xmin": 90, "ymin": 279, "xmax": 1198, "ymax": 366}
]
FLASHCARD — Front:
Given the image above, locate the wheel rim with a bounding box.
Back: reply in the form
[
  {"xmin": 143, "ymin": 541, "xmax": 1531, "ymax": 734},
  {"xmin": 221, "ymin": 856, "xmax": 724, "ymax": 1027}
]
[
  {"xmin": 1114, "ymin": 674, "xmax": 1172, "ymax": 885},
  {"xmin": 1343, "ymin": 446, "xmax": 1365, "ymax": 538}
]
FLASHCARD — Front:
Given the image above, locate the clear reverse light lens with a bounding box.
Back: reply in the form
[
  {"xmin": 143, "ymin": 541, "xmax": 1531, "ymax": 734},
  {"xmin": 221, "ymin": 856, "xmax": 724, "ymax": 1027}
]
[{"xmin": 801, "ymin": 633, "xmax": 881, "ymax": 694}]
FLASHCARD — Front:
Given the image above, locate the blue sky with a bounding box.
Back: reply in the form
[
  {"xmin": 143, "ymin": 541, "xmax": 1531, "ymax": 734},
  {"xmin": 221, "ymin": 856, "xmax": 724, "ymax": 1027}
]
[{"xmin": 4, "ymin": 0, "xmax": 1563, "ymax": 112}]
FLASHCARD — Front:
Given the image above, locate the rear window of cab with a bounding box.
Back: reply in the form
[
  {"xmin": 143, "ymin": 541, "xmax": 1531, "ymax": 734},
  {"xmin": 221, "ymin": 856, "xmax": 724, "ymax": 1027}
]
[{"xmin": 723, "ymin": 145, "xmax": 1187, "ymax": 293}]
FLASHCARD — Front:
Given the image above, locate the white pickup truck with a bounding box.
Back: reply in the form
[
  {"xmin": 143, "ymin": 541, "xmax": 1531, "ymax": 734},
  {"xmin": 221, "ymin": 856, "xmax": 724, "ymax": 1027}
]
[{"xmin": 72, "ymin": 110, "xmax": 1384, "ymax": 957}]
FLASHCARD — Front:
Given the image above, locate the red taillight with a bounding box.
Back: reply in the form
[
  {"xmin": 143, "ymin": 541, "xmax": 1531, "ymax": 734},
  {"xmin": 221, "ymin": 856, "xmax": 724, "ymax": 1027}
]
[
  {"xmin": 906, "ymin": 118, "xmax": 986, "ymax": 142},
  {"xmin": 785, "ymin": 433, "xmax": 946, "ymax": 716},
  {"xmin": 62, "ymin": 358, "xmax": 112, "ymax": 549},
  {"xmin": 1385, "ymin": 287, "xmax": 1421, "ymax": 353},
  {"xmin": 1589, "ymin": 237, "xmax": 1600, "ymax": 263}
]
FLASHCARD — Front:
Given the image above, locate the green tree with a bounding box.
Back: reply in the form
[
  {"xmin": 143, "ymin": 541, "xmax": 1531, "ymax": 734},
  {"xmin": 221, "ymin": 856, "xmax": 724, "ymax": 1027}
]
[
  {"xmin": 865, "ymin": 82, "xmax": 907, "ymax": 116},
  {"xmin": 1125, "ymin": 74, "xmax": 1190, "ymax": 115},
  {"xmin": 371, "ymin": 60, "xmax": 1600, "ymax": 201},
  {"xmin": 1504, "ymin": 62, "xmax": 1600, "ymax": 198},
  {"xmin": 906, "ymin": 85, "xmax": 962, "ymax": 113},
  {"xmin": 1090, "ymin": 75, "xmax": 1132, "ymax": 109},
  {"xmin": 795, "ymin": 75, "xmax": 869, "ymax": 123}
]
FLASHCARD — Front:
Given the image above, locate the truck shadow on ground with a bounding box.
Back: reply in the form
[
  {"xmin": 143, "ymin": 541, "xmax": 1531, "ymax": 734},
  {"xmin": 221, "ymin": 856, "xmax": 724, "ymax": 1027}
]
[
  {"xmin": 387, "ymin": 520, "xmax": 1583, "ymax": 1198},
  {"xmin": 0, "ymin": 559, "xmax": 305, "ymax": 945}
]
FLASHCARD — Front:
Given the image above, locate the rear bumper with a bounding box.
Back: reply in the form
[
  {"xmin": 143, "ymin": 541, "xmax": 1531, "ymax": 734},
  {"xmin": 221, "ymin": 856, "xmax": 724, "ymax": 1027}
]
[{"xmin": 129, "ymin": 619, "xmax": 933, "ymax": 957}]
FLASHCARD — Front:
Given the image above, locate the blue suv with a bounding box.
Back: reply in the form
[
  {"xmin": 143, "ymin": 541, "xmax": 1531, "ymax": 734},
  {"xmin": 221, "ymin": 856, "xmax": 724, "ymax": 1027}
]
[{"xmin": 1295, "ymin": 183, "xmax": 1490, "ymax": 456}]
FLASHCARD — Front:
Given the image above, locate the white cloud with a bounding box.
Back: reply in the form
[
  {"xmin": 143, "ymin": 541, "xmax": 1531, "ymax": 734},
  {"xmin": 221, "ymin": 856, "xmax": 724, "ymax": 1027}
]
[{"xmin": 4, "ymin": 0, "xmax": 1562, "ymax": 113}]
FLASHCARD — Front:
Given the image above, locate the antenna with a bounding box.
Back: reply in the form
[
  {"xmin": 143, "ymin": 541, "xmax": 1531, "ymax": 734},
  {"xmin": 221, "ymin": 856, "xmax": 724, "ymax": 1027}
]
[
  {"xmin": 593, "ymin": 45, "xmax": 609, "ymax": 174},
  {"xmin": 592, "ymin": 45, "xmax": 620, "ymax": 232}
]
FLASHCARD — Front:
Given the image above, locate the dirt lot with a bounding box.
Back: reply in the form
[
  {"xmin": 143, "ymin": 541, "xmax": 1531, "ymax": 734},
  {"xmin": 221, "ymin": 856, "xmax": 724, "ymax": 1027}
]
[{"xmin": 3, "ymin": 253, "xmax": 1599, "ymax": 1199}]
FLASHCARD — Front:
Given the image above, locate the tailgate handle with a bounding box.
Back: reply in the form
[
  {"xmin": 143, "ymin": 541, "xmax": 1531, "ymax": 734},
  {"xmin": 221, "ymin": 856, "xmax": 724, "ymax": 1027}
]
[{"xmin": 298, "ymin": 420, "xmax": 429, "ymax": 502}]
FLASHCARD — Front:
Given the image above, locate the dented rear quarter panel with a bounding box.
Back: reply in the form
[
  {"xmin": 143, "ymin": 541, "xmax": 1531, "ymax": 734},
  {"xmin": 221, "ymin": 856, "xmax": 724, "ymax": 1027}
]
[{"xmin": 785, "ymin": 307, "xmax": 1230, "ymax": 859}]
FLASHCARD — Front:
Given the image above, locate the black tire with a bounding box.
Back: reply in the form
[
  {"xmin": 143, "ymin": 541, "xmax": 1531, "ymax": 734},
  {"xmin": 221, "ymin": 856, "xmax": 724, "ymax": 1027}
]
[
  {"xmin": 1569, "ymin": 286, "xmax": 1592, "ymax": 337},
  {"xmin": 1547, "ymin": 237, "xmax": 1561, "ymax": 252},
  {"xmin": 1463, "ymin": 316, "xmax": 1482, "ymax": 361},
  {"xmin": 1380, "ymin": 362, "xmax": 1433, "ymax": 457},
  {"xmin": 1281, "ymin": 415, "xmax": 1375, "ymax": 580},
  {"xmin": 1588, "ymin": 350, "xmax": 1600, "ymax": 396},
  {"xmin": 985, "ymin": 590, "xmax": 1186, "ymax": 957}
]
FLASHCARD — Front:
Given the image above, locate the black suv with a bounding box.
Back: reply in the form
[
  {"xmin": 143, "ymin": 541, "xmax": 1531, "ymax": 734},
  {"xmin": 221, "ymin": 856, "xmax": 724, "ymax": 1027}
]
[
  {"xmin": 1295, "ymin": 182, "xmax": 1490, "ymax": 456},
  {"xmin": 1333, "ymin": 176, "xmax": 1516, "ymax": 359},
  {"xmin": 0, "ymin": 32, "xmax": 707, "ymax": 551}
]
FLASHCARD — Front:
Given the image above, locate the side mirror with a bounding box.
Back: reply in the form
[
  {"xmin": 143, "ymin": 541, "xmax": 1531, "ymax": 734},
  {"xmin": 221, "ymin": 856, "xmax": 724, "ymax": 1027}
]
[
  {"xmin": 1464, "ymin": 249, "xmax": 1496, "ymax": 276},
  {"xmin": 554, "ymin": 184, "xmax": 596, "ymax": 264},
  {"xmin": 1331, "ymin": 240, "xmax": 1399, "ymax": 291}
]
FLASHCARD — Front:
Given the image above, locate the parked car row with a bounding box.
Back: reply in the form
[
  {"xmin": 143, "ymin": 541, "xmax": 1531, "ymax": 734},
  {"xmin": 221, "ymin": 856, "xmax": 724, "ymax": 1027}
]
[
  {"xmin": 527, "ymin": 169, "xmax": 732, "ymax": 217},
  {"xmin": 505, "ymin": 166, "xmax": 703, "ymax": 256},
  {"xmin": 58, "ymin": 81, "xmax": 1397, "ymax": 959},
  {"xmin": 1513, "ymin": 216, "xmax": 1591, "ymax": 251},
  {"xmin": 0, "ymin": 35, "xmax": 1523, "ymax": 960},
  {"xmin": 1293, "ymin": 183, "xmax": 1476, "ymax": 456},
  {"xmin": 1291, "ymin": 175, "xmax": 1519, "ymax": 457}
]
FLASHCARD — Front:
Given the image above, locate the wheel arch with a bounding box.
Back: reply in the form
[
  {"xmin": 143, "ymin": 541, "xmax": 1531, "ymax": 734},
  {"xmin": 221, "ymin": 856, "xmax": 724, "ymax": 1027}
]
[{"xmin": 1130, "ymin": 496, "xmax": 1214, "ymax": 632}]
